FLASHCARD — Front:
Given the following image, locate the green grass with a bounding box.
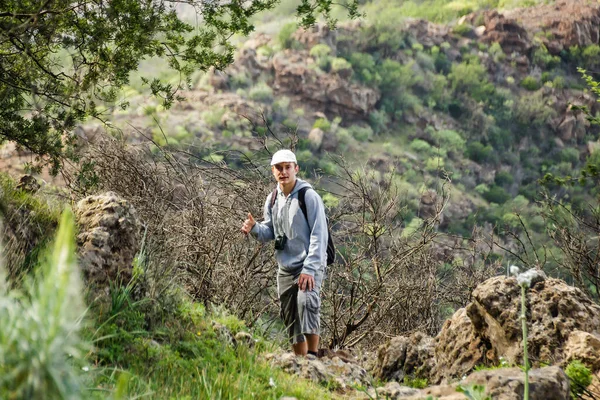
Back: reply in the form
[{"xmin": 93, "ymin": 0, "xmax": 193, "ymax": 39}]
[{"xmin": 87, "ymin": 297, "xmax": 337, "ymax": 399}]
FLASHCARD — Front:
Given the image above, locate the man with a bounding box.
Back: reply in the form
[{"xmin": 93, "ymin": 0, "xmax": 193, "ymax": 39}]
[{"xmin": 241, "ymin": 149, "xmax": 328, "ymax": 357}]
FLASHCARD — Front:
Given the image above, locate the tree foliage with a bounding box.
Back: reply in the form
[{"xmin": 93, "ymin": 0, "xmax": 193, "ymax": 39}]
[{"xmin": 0, "ymin": 0, "xmax": 358, "ymax": 172}]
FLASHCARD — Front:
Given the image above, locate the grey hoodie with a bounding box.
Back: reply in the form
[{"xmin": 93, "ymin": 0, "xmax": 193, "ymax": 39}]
[{"xmin": 250, "ymin": 178, "xmax": 328, "ymax": 276}]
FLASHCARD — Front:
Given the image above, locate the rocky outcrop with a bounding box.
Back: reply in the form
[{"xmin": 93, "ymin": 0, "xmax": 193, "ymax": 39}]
[
  {"xmin": 265, "ymin": 351, "xmax": 370, "ymax": 391},
  {"xmin": 478, "ymin": 11, "xmax": 531, "ymax": 56},
  {"xmin": 373, "ymin": 332, "xmax": 435, "ymax": 382},
  {"xmin": 15, "ymin": 175, "xmax": 40, "ymax": 193},
  {"xmin": 505, "ymin": 0, "xmax": 600, "ymax": 54},
  {"xmin": 385, "ymin": 366, "xmax": 570, "ymax": 400},
  {"xmin": 75, "ymin": 192, "xmax": 142, "ymax": 289},
  {"xmin": 434, "ymin": 275, "xmax": 600, "ymax": 383},
  {"xmin": 375, "ymin": 273, "xmax": 600, "ymax": 385},
  {"xmin": 272, "ymin": 51, "xmax": 380, "ymax": 116}
]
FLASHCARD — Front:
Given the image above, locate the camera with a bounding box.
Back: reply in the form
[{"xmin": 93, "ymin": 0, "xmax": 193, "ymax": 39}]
[{"xmin": 274, "ymin": 234, "xmax": 287, "ymax": 250}]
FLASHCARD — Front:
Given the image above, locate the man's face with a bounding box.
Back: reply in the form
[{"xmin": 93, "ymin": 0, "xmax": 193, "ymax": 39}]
[{"xmin": 272, "ymin": 162, "xmax": 299, "ymax": 186}]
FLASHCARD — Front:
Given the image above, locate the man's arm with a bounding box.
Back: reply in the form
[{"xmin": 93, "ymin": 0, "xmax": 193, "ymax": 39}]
[{"xmin": 249, "ymin": 193, "xmax": 276, "ymax": 242}]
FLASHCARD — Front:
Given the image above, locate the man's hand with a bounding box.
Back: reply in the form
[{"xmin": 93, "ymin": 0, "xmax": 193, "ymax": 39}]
[
  {"xmin": 298, "ymin": 273, "xmax": 315, "ymax": 292},
  {"xmin": 241, "ymin": 213, "xmax": 256, "ymax": 235}
]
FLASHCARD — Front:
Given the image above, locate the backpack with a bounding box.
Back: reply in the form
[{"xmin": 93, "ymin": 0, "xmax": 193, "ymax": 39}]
[{"xmin": 270, "ymin": 187, "xmax": 336, "ymax": 265}]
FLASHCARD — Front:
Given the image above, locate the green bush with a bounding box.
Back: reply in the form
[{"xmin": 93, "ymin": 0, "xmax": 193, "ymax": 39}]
[
  {"xmin": 369, "ymin": 110, "xmax": 390, "ymax": 134},
  {"xmin": 425, "ymin": 156, "xmax": 445, "ymax": 172},
  {"xmin": 553, "ymin": 76, "xmax": 565, "ymax": 89},
  {"xmin": 488, "ymin": 42, "xmax": 506, "ymax": 63},
  {"xmin": 309, "ymin": 44, "xmax": 332, "ymax": 58},
  {"xmin": 349, "ymin": 52, "xmax": 380, "ymax": 86},
  {"xmin": 565, "ymin": 360, "xmax": 592, "ymax": 399},
  {"xmin": 483, "ymin": 185, "xmax": 511, "ymax": 204},
  {"xmin": 313, "ymin": 117, "xmax": 331, "ymax": 132},
  {"xmin": 201, "ymin": 106, "xmax": 226, "ymax": 128},
  {"xmin": 448, "ymin": 58, "xmax": 494, "ymax": 101},
  {"xmin": 278, "ymin": 23, "xmax": 300, "ymax": 49},
  {"xmin": 557, "ymin": 147, "xmax": 580, "ymax": 165},
  {"xmin": 495, "ymin": 170, "xmax": 514, "ymax": 186},
  {"xmin": 331, "ymin": 57, "xmax": 352, "ymax": 73},
  {"xmin": 533, "ymin": 44, "xmax": 560, "ymax": 68},
  {"xmin": 348, "ymin": 125, "xmax": 374, "ymax": 142},
  {"xmin": 466, "ymin": 141, "xmax": 494, "ymax": 163},
  {"xmin": 452, "ymin": 23, "xmax": 472, "ymax": 36},
  {"xmin": 248, "ymin": 82, "xmax": 274, "ymax": 103},
  {"xmin": 431, "ymin": 128, "xmax": 466, "ymax": 157},
  {"xmin": 515, "ymin": 91, "xmax": 557, "ymax": 128},
  {"xmin": 410, "ymin": 138, "xmax": 432, "ymax": 153},
  {"xmin": 520, "ymin": 76, "xmax": 541, "ymax": 91}
]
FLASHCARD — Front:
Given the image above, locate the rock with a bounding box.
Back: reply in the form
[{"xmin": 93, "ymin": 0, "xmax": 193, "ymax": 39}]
[
  {"xmin": 431, "ymin": 307, "xmax": 486, "ymax": 384},
  {"xmin": 479, "ymin": 11, "xmax": 531, "ymax": 55},
  {"xmin": 369, "ymin": 381, "xmax": 420, "ymax": 399},
  {"xmin": 373, "ymin": 332, "xmax": 435, "ymax": 382},
  {"xmin": 404, "ymin": 366, "xmax": 570, "ymax": 400},
  {"xmin": 15, "ymin": 175, "xmax": 40, "ymax": 193},
  {"xmin": 272, "ymin": 50, "xmax": 380, "ymax": 116},
  {"xmin": 265, "ymin": 351, "xmax": 371, "ymax": 390},
  {"xmin": 293, "ymin": 23, "xmax": 337, "ymax": 50},
  {"xmin": 431, "ymin": 276, "xmax": 600, "ymax": 383},
  {"xmin": 557, "ymin": 115, "xmax": 576, "ymax": 141},
  {"xmin": 75, "ymin": 192, "xmax": 142, "ymax": 289},
  {"xmin": 308, "ymin": 128, "xmax": 324, "ymax": 150},
  {"xmin": 505, "ymin": 0, "xmax": 600, "ymax": 53},
  {"xmin": 564, "ymin": 331, "xmax": 600, "ymax": 371},
  {"xmin": 212, "ymin": 322, "xmax": 235, "ymax": 346},
  {"xmin": 234, "ymin": 331, "xmax": 256, "ymax": 348}
]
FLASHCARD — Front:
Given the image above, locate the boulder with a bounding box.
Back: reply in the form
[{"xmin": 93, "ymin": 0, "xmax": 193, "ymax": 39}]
[
  {"xmin": 564, "ymin": 331, "xmax": 600, "ymax": 371},
  {"xmin": 373, "ymin": 332, "xmax": 435, "ymax": 382},
  {"xmin": 405, "ymin": 366, "xmax": 570, "ymax": 400},
  {"xmin": 479, "ymin": 11, "xmax": 531, "ymax": 56},
  {"xmin": 75, "ymin": 192, "xmax": 142, "ymax": 289},
  {"xmin": 379, "ymin": 273, "xmax": 600, "ymax": 385},
  {"xmin": 15, "ymin": 175, "xmax": 40, "ymax": 193},
  {"xmin": 308, "ymin": 128, "xmax": 324, "ymax": 150},
  {"xmin": 432, "ymin": 275, "xmax": 600, "ymax": 383},
  {"xmin": 265, "ymin": 351, "xmax": 370, "ymax": 391}
]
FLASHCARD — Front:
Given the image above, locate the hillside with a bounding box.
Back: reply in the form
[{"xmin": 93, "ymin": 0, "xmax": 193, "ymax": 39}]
[{"xmin": 2, "ymin": 0, "xmax": 600, "ymax": 398}]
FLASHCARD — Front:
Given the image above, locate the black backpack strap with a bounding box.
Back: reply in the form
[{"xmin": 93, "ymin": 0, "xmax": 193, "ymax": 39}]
[
  {"xmin": 269, "ymin": 188, "xmax": 278, "ymax": 209},
  {"xmin": 297, "ymin": 187, "xmax": 310, "ymax": 225}
]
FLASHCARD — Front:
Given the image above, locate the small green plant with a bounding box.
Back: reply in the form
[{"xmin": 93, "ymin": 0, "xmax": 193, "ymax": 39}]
[
  {"xmin": 278, "ymin": 22, "xmax": 299, "ymax": 49},
  {"xmin": 248, "ymin": 82, "xmax": 274, "ymax": 103},
  {"xmin": 520, "ymin": 76, "xmax": 541, "ymax": 91},
  {"xmin": 453, "ymin": 23, "xmax": 472, "ymax": 36},
  {"xmin": 457, "ymin": 384, "xmax": 491, "ymax": 400},
  {"xmin": 313, "ymin": 117, "xmax": 331, "ymax": 132},
  {"xmin": 565, "ymin": 360, "xmax": 592, "ymax": 399},
  {"xmin": 403, "ymin": 376, "xmax": 428, "ymax": 389}
]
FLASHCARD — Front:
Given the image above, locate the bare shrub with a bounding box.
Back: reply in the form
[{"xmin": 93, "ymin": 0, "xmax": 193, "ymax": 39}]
[
  {"xmin": 66, "ymin": 135, "xmax": 280, "ymax": 323},
  {"xmin": 541, "ymin": 192, "xmax": 600, "ymax": 301},
  {"xmin": 67, "ymin": 133, "xmax": 504, "ymax": 349}
]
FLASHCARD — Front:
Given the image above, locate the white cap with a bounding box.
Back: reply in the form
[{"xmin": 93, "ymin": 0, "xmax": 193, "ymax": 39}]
[{"xmin": 270, "ymin": 149, "xmax": 297, "ymax": 165}]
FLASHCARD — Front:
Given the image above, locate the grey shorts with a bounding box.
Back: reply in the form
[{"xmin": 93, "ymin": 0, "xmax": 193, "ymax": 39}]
[{"xmin": 277, "ymin": 268, "xmax": 325, "ymax": 344}]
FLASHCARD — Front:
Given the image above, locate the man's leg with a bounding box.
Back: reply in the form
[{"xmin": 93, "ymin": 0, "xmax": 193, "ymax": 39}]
[
  {"xmin": 292, "ymin": 340, "xmax": 307, "ymax": 356},
  {"xmin": 306, "ymin": 334, "xmax": 319, "ymax": 354},
  {"xmin": 298, "ymin": 268, "xmax": 323, "ymax": 356},
  {"xmin": 278, "ymin": 270, "xmax": 306, "ymax": 353}
]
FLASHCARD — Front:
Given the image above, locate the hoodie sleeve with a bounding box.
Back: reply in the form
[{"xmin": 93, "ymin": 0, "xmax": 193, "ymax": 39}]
[
  {"xmin": 250, "ymin": 192, "xmax": 275, "ymax": 242},
  {"xmin": 301, "ymin": 189, "xmax": 328, "ymax": 276}
]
